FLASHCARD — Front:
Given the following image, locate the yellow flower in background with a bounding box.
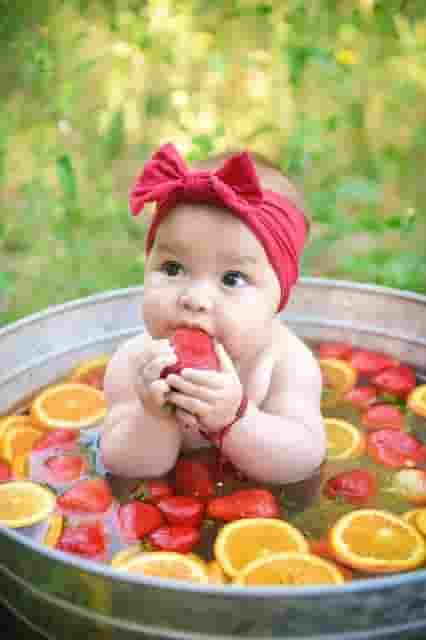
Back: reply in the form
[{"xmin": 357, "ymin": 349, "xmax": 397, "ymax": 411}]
[{"xmin": 336, "ymin": 49, "xmax": 358, "ymax": 66}]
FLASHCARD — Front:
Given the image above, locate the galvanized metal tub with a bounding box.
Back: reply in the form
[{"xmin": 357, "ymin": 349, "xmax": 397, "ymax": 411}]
[{"xmin": 0, "ymin": 278, "xmax": 426, "ymax": 640}]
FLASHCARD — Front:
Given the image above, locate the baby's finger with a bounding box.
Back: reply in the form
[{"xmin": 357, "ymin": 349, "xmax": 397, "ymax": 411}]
[
  {"xmin": 143, "ymin": 354, "xmax": 177, "ymax": 383},
  {"xmin": 214, "ymin": 341, "xmax": 235, "ymax": 374},
  {"xmin": 167, "ymin": 392, "xmax": 210, "ymax": 418},
  {"xmin": 166, "ymin": 374, "xmax": 216, "ymax": 401},
  {"xmin": 175, "ymin": 408, "xmax": 199, "ymax": 429},
  {"xmin": 180, "ymin": 368, "xmax": 224, "ymax": 388}
]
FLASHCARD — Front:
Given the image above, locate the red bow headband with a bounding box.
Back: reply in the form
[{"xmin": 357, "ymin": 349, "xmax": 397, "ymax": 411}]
[{"xmin": 130, "ymin": 143, "xmax": 308, "ymax": 311}]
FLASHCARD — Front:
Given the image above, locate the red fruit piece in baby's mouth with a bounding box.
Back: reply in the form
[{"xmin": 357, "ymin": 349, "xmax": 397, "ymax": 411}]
[{"xmin": 161, "ymin": 328, "xmax": 220, "ymax": 378}]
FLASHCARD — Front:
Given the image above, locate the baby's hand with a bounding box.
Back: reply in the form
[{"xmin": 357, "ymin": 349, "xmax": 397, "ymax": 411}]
[
  {"xmin": 135, "ymin": 336, "xmax": 177, "ymax": 418},
  {"xmin": 166, "ymin": 342, "xmax": 243, "ymax": 433}
]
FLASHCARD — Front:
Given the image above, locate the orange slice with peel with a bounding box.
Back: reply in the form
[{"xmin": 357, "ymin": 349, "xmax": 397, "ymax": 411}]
[
  {"xmin": 407, "ymin": 385, "xmax": 426, "ymax": 418},
  {"xmin": 2, "ymin": 425, "xmax": 44, "ymax": 463},
  {"xmin": 44, "ymin": 513, "xmax": 64, "ymax": 548},
  {"xmin": 0, "ymin": 481, "xmax": 56, "ymax": 528},
  {"xmin": 111, "ymin": 544, "xmax": 143, "ymax": 568},
  {"xmin": 402, "ymin": 508, "xmax": 425, "ymax": 529},
  {"xmin": 214, "ymin": 517, "xmax": 309, "ymax": 578},
  {"xmin": 118, "ymin": 551, "xmax": 209, "ymax": 583},
  {"xmin": 233, "ymin": 552, "xmax": 345, "ymax": 586},
  {"xmin": 324, "ymin": 418, "xmax": 366, "ymax": 460},
  {"xmin": 0, "ymin": 415, "xmax": 34, "ymax": 440},
  {"xmin": 329, "ymin": 509, "xmax": 426, "ymax": 573},
  {"xmin": 206, "ymin": 560, "xmax": 228, "ymax": 584},
  {"xmin": 11, "ymin": 454, "xmax": 29, "ymax": 479},
  {"xmin": 415, "ymin": 510, "xmax": 426, "ymax": 537},
  {"xmin": 31, "ymin": 383, "xmax": 107, "ymax": 430},
  {"xmin": 319, "ymin": 358, "xmax": 358, "ymax": 394},
  {"xmin": 68, "ymin": 355, "xmax": 110, "ymax": 389}
]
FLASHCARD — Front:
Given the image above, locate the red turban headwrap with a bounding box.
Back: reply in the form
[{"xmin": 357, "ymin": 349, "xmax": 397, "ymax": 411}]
[{"xmin": 130, "ymin": 143, "xmax": 308, "ymax": 311}]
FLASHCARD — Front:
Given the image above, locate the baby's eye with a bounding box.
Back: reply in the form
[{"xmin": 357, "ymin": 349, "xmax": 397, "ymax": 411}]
[
  {"xmin": 161, "ymin": 260, "xmax": 184, "ymax": 277},
  {"xmin": 222, "ymin": 270, "xmax": 248, "ymax": 287}
]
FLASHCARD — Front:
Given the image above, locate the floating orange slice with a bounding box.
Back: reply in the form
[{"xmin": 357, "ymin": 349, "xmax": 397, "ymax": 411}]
[
  {"xmin": 31, "ymin": 383, "xmax": 107, "ymax": 430},
  {"xmin": 0, "ymin": 481, "xmax": 56, "ymax": 528},
  {"xmin": 118, "ymin": 552, "xmax": 209, "ymax": 583},
  {"xmin": 206, "ymin": 560, "xmax": 228, "ymax": 584},
  {"xmin": 402, "ymin": 508, "xmax": 425, "ymax": 529},
  {"xmin": 234, "ymin": 552, "xmax": 345, "ymax": 586},
  {"xmin": 329, "ymin": 509, "xmax": 426, "ymax": 573},
  {"xmin": 214, "ymin": 518, "xmax": 309, "ymax": 578},
  {"xmin": 111, "ymin": 544, "xmax": 144, "ymax": 568},
  {"xmin": 1, "ymin": 425, "xmax": 44, "ymax": 463},
  {"xmin": 319, "ymin": 358, "xmax": 358, "ymax": 394},
  {"xmin": 68, "ymin": 355, "xmax": 110, "ymax": 389},
  {"xmin": 324, "ymin": 418, "xmax": 366, "ymax": 460},
  {"xmin": 415, "ymin": 510, "xmax": 426, "ymax": 537},
  {"xmin": 407, "ymin": 385, "xmax": 426, "ymax": 418},
  {"xmin": 11, "ymin": 454, "xmax": 29, "ymax": 479},
  {"xmin": 44, "ymin": 513, "xmax": 64, "ymax": 548},
  {"xmin": 0, "ymin": 415, "xmax": 34, "ymax": 440}
]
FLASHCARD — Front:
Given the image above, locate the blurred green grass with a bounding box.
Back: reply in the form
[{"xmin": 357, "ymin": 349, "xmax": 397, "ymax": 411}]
[{"xmin": 1, "ymin": 0, "xmax": 426, "ymax": 327}]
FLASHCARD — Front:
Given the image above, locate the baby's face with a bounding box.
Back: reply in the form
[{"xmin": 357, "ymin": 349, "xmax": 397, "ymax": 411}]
[{"xmin": 142, "ymin": 204, "xmax": 281, "ymax": 366}]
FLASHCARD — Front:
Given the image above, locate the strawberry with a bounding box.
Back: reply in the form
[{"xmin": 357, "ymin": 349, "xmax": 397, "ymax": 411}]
[
  {"xmin": 361, "ymin": 404, "xmax": 405, "ymax": 430},
  {"xmin": 157, "ymin": 495, "xmax": 205, "ymax": 527},
  {"xmin": 118, "ymin": 501, "xmax": 163, "ymax": 541},
  {"xmin": 133, "ymin": 478, "xmax": 174, "ymax": 503},
  {"xmin": 57, "ymin": 521, "xmax": 107, "ymax": 558},
  {"xmin": 161, "ymin": 327, "xmax": 219, "ymax": 378},
  {"xmin": 45, "ymin": 455, "xmax": 86, "ymax": 482},
  {"xmin": 207, "ymin": 488, "xmax": 280, "ymax": 522},
  {"xmin": 324, "ymin": 469, "xmax": 377, "ymax": 505},
  {"xmin": 318, "ymin": 342, "xmax": 353, "ymax": 360},
  {"xmin": 33, "ymin": 429, "xmax": 78, "ymax": 451},
  {"xmin": 0, "ymin": 459, "xmax": 11, "ymax": 482},
  {"xmin": 367, "ymin": 429, "xmax": 426, "ymax": 468},
  {"xmin": 148, "ymin": 524, "xmax": 201, "ymax": 553},
  {"xmin": 371, "ymin": 364, "xmax": 417, "ymax": 398},
  {"xmin": 349, "ymin": 350, "xmax": 399, "ymax": 377},
  {"xmin": 57, "ymin": 477, "xmax": 113, "ymax": 513},
  {"xmin": 343, "ymin": 385, "xmax": 377, "ymax": 410},
  {"xmin": 175, "ymin": 458, "xmax": 215, "ymax": 499}
]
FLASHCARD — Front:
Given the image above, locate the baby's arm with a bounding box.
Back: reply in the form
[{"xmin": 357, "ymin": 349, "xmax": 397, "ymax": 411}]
[
  {"xmin": 100, "ymin": 333, "xmax": 182, "ymax": 478},
  {"xmin": 223, "ymin": 334, "xmax": 326, "ymax": 484}
]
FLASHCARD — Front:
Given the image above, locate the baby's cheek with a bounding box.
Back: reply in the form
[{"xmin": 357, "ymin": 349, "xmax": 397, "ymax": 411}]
[{"xmin": 142, "ymin": 291, "xmax": 172, "ymax": 337}]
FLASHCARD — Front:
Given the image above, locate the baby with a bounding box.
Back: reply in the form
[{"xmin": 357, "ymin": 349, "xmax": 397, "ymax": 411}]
[{"xmin": 100, "ymin": 143, "xmax": 326, "ymax": 485}]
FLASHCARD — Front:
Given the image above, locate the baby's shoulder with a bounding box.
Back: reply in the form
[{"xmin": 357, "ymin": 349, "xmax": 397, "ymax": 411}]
[
  {"xmin": 108, "ymin": 331, "xmax": 149, "ymax": 368},
  {"xmin": 273, "ymin": 323, "xmax": 321, "ymax": 383}
]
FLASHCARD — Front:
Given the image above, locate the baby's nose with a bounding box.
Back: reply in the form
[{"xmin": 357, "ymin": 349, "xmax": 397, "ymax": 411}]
[{"xmin": 178, "ymin": 282, "xmax": 213, "ymax": 312}]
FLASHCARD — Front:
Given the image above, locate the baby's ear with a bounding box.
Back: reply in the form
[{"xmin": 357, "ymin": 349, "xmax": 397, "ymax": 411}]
[{"xmin": 214, "ymin": 341, "xmax": 235, "ymax": 373}]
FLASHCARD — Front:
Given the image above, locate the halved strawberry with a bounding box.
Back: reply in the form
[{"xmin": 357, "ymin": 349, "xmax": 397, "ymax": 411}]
[
  {"xmin": 57, "ymin": 477, "xmax": 113, "ymax": 513},
  {"xmin": 148, "ymin": 524, "xmax": 201, "ymax": 553},
  {"xmin": 45, "ymin": 455, "xmax": 86, "ymax": 482},
  {"xmin": 344, "ymin": 385, "xmax": 377, "ymax": 410},
  {"xmin": 367, "ymin": 429, "xmax": 426, "ymax": 468},
  {"xmin": 32, "ymin": 429, "xmax": 78, "ymax": 451},
  {"xmin": 361, "ymin": 404, "xmax": 405, "ymax": 430},
  {"xmin": 175, "ymin": 458, "xmax": 215, "ymax": 499},
  {"xmin": 57, "ymin": 521, "xmax": 107, "ymax": 558},
  {"xmin": 371, "ymin": 364, "xmax": 417, "ymax": 398},
  {"xmin": 318, "ymin": 342, "xmax": 353, "ymax": 360},
  {"xmin": 349, "ymin": 350, "xmax": 399, "ymax": 377},
  {"xmin": 118, "ymin": 501, "xmax": 163, "ymax": 541},
  {"xmin": 161, "ymin": 327, "xmax": 219, "ymax": 378}
]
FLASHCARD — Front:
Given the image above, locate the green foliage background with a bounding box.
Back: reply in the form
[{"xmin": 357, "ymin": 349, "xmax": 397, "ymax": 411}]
[{"xmin": 1, "ymin": 0, "xmax": 426, "ymax": 326}]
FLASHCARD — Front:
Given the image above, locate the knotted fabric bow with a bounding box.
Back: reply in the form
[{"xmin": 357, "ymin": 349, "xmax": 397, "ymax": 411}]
[{"xmin": 130, "ymin": 143, "xmax": 308, "ymax": 311}]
